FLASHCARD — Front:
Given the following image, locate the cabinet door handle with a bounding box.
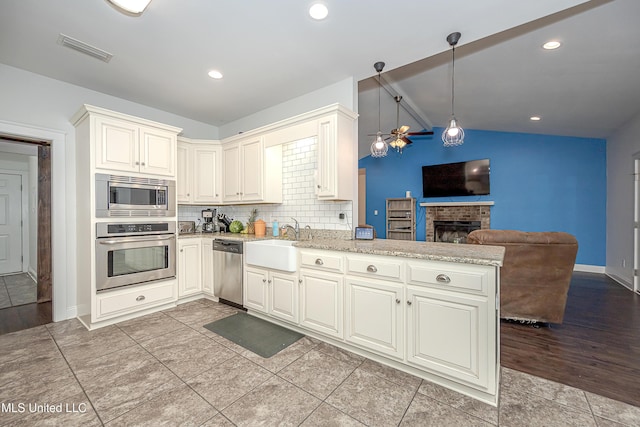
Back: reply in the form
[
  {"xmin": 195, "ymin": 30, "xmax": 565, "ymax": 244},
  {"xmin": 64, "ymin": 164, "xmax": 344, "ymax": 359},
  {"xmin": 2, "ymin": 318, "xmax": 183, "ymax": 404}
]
[
  {"xmin": 136, "ymin": 295, "xmax": 145, "ymax": 301},
  {"xmin": 268, "ymin": 279, "xmax": 272, "ymax": 284},
  {"xmin": 135, "ymin": 161, "xmax": 140, "ymax": 165},
  {"xmin": 298, "ymin": 279, "xmax": 303, "ymax": 284},
  {"xmin": 396, "ymin": 298, "xmax": 401, "ymax": 304},
  {"xmin": 317, "ymin": 184, "xmax": 321, "ymax": 189},
  {"xmin": 366, "ymin": 265, "xmax": 377, "ymax": 273},
  {"xmin": 180, "ymin": 249, "xmax": 183, "ymax": 252},
  {"xmin": 436, "ymin": 274, "xmax": 451, "ymax": 284},
  {"xmin": 407, "ymin": 300, "xmax": 412, "ymax": 306},
  {"xmin": 315, "ymin": 258, "xmax": 324, "ymax": 265},
  {"xmin": 215, "ymin": 193, "xmax": 219, "ymax": 197},
  {"xmin": 262, "ymin": 279, "xmax": 266, "ymax": 283},
  {"xmin": 141, "ymin": 162, "xmax": 146, "ymax": 166}
]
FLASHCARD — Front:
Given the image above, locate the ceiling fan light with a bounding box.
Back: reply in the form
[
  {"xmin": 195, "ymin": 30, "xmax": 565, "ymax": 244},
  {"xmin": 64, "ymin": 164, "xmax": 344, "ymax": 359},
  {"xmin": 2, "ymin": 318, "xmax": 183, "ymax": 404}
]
[
  {"xmin": 370, "ymin": 132, "xmax": 388, "ymax": 158},
  {"xmin": 107, "ymin": 0, "xmax": 152, "ymax": 14},
  {"xmin": 442, "ymin": 117, "xmax": 465, "ymax": 147}
]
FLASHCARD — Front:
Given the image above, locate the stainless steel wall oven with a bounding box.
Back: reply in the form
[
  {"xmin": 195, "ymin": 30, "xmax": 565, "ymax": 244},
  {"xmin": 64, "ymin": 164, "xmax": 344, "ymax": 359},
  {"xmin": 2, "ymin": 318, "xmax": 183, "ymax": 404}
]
[
  {"xmin": 95, "ymin": 173, "xmax": 176, "ymax": 217},
  {"xmin": 95, "ymin": 222, "xmax": 176, "ymax": 292}
]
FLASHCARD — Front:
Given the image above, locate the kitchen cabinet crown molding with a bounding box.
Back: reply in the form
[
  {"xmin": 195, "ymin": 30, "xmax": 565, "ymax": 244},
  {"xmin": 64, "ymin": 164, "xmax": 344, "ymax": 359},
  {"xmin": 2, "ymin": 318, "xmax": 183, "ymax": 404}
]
[
  {"xmin": 220, "ymin": 103, "xmax": 358, "ymax": 145},
  {"xmin": 71, "ymin": 104, "xmax": 183, "ymax": 134}
]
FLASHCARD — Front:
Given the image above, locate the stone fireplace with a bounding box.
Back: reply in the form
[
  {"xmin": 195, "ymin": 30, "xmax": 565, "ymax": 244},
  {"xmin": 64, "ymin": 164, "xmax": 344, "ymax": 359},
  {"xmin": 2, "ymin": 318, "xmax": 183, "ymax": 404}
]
[{"xmin": 420, "ymin": 202, "xmax": 493, "ymax": 242}]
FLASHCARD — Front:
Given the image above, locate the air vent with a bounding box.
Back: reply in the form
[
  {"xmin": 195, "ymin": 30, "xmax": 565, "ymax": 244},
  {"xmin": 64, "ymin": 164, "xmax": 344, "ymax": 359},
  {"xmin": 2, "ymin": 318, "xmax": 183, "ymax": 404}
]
[{"xmin": 57, "ymin": 34, "xmax": 113, "ymax": 63}]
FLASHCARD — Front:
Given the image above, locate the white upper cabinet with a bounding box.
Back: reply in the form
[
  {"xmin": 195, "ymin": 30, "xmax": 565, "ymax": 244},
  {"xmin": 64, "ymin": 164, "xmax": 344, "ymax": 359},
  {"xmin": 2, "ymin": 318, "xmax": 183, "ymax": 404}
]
[
  {"xmin": 222, "ymin": 137, "xmax": 282, "ymax": 204},
  {"xmin": 316, "ymin": 110, "xmax": 356, "ymax": 201},
  {"xmin": 94, "ymin": 114, "xmax": 177, "ymax": 177},
  {"xmin": 178, "ymin": 138, "xmax": 221, "ymax": 204}
]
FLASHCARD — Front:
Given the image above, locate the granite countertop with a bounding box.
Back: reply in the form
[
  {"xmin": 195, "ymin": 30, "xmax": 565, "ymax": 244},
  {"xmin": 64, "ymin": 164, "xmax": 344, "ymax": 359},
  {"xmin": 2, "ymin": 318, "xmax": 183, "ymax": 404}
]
[
  {"xmin": 293, "ymin": 238, "xmax": 505, "ymax": 267},
  {"xmin": 178, "ymin": 232, "xmax": 282, "ymax": 242}
]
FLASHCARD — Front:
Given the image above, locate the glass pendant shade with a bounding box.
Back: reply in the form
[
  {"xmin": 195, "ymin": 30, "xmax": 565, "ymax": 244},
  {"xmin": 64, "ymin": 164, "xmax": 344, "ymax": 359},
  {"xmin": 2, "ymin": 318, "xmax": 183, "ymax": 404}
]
[
  {"xmin": 370, "ymin": 132, "xmax": 388, "ymax": 157},
  {"xmin": 443, "ymin": 32, "xmax": 464, "ymax": 147},
  {"xmin": 442, "ymin": 117, "xmax": 465, "ymax": 147}
]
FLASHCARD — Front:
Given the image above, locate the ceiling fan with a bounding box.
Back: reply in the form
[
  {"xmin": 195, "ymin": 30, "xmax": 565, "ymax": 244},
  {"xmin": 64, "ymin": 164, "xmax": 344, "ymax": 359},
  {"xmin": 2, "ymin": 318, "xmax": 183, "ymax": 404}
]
[
  {"xmin": 368, "ymin": 61, "xmax": 434, "ymax": 155},
  {"xmin": 387, "ymin": 95, "xmax": 434, "ymax": 154}
]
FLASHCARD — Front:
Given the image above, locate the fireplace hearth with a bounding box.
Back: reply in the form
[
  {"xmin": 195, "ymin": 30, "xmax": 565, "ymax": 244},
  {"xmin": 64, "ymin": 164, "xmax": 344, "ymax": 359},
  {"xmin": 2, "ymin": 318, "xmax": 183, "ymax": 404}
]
[
  {"xmin": 421, "ymin": 202, "xmax": 493, "ymax": 242},
  {"xmin": 434, "ymin": 220, "xmax": 481, "ymax": 243}
]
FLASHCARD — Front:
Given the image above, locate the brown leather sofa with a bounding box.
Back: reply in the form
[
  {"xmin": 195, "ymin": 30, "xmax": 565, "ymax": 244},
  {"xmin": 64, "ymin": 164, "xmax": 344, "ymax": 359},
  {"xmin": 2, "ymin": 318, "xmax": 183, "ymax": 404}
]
[{"xmin": 467, "ymin": 229, "xmax": 578, "ymax": 324}]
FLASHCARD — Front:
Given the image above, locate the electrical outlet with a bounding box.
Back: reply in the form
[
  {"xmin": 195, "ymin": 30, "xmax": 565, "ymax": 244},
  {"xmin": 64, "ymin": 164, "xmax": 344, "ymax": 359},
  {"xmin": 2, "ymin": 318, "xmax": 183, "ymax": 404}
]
[
  {"xmin": 339, "ymin": 213, "xmax": 345, "ymax": 220},
  {"xmin": 374, "ymin": 210, "xmax": 378, "ymax": 216},
  {"xmin": 622, "ymin": 259, "xmax": 626, "ymax": 268}
]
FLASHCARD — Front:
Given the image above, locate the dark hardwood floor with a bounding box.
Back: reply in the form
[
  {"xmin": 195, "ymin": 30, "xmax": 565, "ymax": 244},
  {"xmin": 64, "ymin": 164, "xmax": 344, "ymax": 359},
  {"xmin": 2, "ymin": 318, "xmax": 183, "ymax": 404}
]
[
  {"xmin": 0, "ymin": 301, "xmax": 51, "ymax": 335},
  {"xmin": 501, "ymin": 271, "xmax": 640, "ymax": 408},
  {"xmin": 1, "ymin": 272, "xmax": 638, "ymax": 408}
]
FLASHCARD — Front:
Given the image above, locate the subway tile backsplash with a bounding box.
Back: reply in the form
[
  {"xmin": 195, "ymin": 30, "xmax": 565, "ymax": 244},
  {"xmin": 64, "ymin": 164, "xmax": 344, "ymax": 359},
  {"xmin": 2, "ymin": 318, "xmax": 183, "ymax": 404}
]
[{"xmin": 178, "ymin": 137, "xmax": 353, "ymax": 231}]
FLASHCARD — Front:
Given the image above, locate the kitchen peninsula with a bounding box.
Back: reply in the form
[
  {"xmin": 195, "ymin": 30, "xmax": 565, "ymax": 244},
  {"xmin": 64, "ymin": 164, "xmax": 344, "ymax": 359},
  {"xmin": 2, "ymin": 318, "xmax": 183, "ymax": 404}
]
[{"xmin": 244, "ymin": 236, "xmax": 504, "ymax": 406}]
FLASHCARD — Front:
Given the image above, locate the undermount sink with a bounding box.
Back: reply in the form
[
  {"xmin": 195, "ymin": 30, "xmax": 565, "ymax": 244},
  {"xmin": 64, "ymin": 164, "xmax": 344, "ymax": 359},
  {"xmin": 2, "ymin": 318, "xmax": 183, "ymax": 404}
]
[{"xmin": 245, "ymin": 239, "xmax": 297, "ymax": 272}]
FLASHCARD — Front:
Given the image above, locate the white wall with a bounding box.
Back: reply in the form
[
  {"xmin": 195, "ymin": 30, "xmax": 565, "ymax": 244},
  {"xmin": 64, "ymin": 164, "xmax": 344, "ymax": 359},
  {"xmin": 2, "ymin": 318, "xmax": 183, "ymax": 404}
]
[
  {"xmin": 606, "ymin": 111, "xmax": 640, "ymax": 288},
  {"xmin": 219, "ymin": 77, "xmax": 356, "ymax": 139},
  {"xmin": 0, "ymin": 63, "xmax": 220, "ymax": 321}
]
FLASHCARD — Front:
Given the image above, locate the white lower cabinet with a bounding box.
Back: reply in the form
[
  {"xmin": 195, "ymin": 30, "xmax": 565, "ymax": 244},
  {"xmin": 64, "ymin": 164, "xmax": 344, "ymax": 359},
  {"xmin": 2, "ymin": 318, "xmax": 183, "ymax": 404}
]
[
  {"xmin": 244, "ymin": 266, "xmax": 298, "ymax": 324},
  {"xmin": 201, "ymin": 239, "xmax": 214, "ymax": 296},
  {"xmin": 299, "ymin": 269, "xmax": 343, "ymax": 339},
  {"xmin": 96, "ymin": 280, "xmax": 175, "ymax": 320},
  {"xmin": 344, "ymin": 277, "xmax": 404, "ymax": 360},
  {"xmin": 406, "ymin": 285, "xmax": 489, "ymax": 389},
  {"xmin": 244, "ymin": 267, "xmax": 269, "ymax": 313},
  {"xmin": 178, "ymin": 239, "xmax": 202, "ymax": 298},
  {"xmin": 269, "ymin": 271, "xmax": 298, "ymax": 324}
]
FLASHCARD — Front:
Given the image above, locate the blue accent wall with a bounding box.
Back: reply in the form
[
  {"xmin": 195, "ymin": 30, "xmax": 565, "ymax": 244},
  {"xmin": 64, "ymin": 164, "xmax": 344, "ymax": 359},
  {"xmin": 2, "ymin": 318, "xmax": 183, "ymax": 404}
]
[{"xmin": 359, "ymin": 127, "xmax": 606, "ymax": 266}]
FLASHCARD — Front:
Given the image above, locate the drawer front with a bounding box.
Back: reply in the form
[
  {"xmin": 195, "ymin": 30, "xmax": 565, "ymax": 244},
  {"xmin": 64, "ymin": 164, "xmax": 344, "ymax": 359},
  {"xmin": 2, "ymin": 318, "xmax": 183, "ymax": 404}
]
[
  {"xmin": 97, "ymin": 280, "xmax": 176, "ymax": 320},
  {"xmin": 346, "ymin": 255, "xmax": 403, "ymax": 282},
  {"xmin": 300, "ymin": 250, "xmax": 343, "ymax": 273},
  {"xmin": 406, "ymin": 261, "xmax": 489, "ymax": 296}
]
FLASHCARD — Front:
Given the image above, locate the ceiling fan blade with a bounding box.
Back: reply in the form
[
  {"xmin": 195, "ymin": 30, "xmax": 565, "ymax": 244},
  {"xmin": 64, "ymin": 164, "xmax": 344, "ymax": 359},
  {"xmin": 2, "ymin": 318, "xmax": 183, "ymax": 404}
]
[
  {"xmin": 406, "ymin": 131, "xmax": 434, "ymax": 136},
  {"xmin": 398, "ymin": 125, "xmax": 410, "ymax": 134},
  {"xmin": 402, "ymin": 136, "xmax": 412, "ymax": 145}
]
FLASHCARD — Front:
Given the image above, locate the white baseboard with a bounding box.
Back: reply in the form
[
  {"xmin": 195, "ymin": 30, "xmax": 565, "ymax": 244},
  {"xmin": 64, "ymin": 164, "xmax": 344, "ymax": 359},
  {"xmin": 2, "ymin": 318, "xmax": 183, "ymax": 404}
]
[
  {"xmin": 573, "ymin": 264, "xmax": 605, "ymax": 274},
  {"xmin": 605, "ymin": 273, "xmax": 633, "ymax": 291},
  {"xmin": 27, "ymin": 268, "xmax": 37, "ymax": 283}
]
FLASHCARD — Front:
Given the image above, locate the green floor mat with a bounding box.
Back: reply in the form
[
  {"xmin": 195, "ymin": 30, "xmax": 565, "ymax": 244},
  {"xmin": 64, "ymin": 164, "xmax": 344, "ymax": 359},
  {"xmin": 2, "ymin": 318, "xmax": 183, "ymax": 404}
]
[{"xmin": 203, "ymin": 312, "xmax": 304, "ymax": 358}]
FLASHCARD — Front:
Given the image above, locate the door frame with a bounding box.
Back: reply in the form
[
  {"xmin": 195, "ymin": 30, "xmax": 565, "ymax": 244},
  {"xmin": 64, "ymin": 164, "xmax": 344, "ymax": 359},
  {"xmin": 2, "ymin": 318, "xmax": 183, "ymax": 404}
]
[
  {"xmin": 0, "ymin": 120, "xmax": 68, "ymax": 321},
  {"xmin": 635, "ymin": 156, "xmax": 640, "ymax": 294},
  {"xmin": 0, "ymin": 169, "xmax": 29, "ymax": 275}
]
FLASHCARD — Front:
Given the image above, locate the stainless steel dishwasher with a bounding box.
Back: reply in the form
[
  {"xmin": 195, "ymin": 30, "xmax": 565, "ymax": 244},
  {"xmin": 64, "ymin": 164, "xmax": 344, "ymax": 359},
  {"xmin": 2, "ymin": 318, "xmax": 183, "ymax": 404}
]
[{"xmin": 213, "ymin": 239, "xmax": 244, "ymax": 308}]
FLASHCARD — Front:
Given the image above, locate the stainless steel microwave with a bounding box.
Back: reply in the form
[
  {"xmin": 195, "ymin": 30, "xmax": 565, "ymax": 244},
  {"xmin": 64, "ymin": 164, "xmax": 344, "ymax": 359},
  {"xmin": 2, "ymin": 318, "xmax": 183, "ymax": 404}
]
[{"xmin": 95, "ymin": 173, "xmax": 176, "ymax": 217}]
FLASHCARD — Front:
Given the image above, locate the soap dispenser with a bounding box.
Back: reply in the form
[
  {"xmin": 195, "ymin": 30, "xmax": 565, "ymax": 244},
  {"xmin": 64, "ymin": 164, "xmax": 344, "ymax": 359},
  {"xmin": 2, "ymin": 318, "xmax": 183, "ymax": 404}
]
[{"xmin": 272, "ymin": 219, "xmax": 279, "ymax": 237}]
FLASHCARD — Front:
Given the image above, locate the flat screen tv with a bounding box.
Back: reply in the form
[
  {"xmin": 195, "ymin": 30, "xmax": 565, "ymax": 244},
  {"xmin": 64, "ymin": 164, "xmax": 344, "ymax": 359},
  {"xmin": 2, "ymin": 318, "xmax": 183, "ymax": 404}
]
[{"xmin": 422, "ymin": 159, "xmax": 490, "ymax": 198}]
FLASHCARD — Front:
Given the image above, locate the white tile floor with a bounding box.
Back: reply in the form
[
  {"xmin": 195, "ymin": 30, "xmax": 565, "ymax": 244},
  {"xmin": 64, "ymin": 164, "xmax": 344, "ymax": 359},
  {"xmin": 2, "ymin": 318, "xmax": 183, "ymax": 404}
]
[{"xmin": 1, "ymin": 299, "xmax": 639, "ymax": 426}]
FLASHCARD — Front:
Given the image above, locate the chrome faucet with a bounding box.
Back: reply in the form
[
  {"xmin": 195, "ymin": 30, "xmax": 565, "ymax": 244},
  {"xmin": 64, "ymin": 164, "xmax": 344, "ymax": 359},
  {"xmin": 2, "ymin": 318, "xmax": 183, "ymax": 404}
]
[{"xmin": 284, "ymin": 217, "xmax": 300, "ymax": 240}]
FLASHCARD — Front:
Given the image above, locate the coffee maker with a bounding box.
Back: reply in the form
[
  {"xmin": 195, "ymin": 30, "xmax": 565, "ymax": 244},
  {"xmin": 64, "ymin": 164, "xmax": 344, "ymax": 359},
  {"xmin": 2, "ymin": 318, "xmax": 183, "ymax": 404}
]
[{"xmin": 201, "ymin": 209, "xmax": 216, "ymax": 233}]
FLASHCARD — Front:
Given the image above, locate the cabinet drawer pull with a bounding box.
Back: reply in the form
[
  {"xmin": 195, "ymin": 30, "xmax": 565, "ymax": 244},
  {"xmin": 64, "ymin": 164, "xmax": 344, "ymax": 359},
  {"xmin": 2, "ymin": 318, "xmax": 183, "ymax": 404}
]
[
  {"xmin": 315, "ymin": 258, "xmax": 324, "ymax": 265},
  {"xmin": 407, "ymin": 300, "xmax": 412, "ymax": 306},
  {"xmin": 366, "ymin": 265, "xmax": 377, "ymax": 273},
  {"xmin": 396, "ymin": 298, "xmax": 401, "ymax": 304},
  {"xmin": 136, "ymin": 295, "xmax": 145, "ymax": 301},
  {"xmin": 436, "ymin": 274, "xmax": 451, "ymax": 284}
]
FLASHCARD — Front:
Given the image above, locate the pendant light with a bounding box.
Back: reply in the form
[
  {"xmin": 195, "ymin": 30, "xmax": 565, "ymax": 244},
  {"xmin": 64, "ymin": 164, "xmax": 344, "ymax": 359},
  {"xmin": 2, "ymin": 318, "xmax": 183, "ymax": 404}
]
[
  {"xmin": 370, "ymin": 62, "xmax": 389, "ymax": 158},
  {"xmin": 442, "ymin": 32, "xmax": 464, "ymax": 147}
]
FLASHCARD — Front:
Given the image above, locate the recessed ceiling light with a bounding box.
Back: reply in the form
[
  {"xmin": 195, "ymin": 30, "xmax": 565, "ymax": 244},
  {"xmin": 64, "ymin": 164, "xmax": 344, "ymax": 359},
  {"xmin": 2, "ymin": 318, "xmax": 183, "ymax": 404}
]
[
  {"xmin": 208, "ymin": 70, "xmax": 223, "ymax": 79},
  {"xmin": 107, "ymin": 0, "xmax": 152, "ymax": 14},
  {"xmin": 530, "ymin": 116, "xmax": 542, "ymax": 121},
  {"xmin": 542, "ymin": 40, "xmax": 561, "ymax": 50},
  {"xmin": 309, "ymin": 3, "xmax": 328, "ymax": 20}
]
